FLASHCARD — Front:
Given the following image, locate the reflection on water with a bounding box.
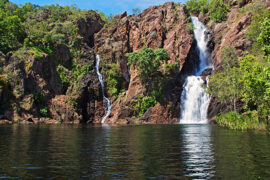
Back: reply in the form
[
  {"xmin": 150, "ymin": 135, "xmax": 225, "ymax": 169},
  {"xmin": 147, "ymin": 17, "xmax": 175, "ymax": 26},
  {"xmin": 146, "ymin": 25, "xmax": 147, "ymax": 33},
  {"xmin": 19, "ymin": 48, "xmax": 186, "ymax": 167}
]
[
  {"xmin": 0, "ymin": 124, "xmax": 270, "ymax": 179},
  {"xmin": 181, "ymin": 125, "xmax": 215, "ymax": 179}
]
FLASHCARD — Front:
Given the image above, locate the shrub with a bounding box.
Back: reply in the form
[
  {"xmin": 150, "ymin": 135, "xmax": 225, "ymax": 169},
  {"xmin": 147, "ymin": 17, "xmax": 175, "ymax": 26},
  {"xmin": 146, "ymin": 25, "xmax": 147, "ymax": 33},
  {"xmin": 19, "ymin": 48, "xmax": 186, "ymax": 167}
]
[
  {"xmin": 185, "ymin": 0, "xmax": 209, "ymax": 14},
  {"xmin": 104, "ymin": 63, "xmax": 125, "ymax": 98},
  {"xmin": 40, "ymin": 107, "xmax": 49, "ymax": 117},
  {"xmin": 209, "ymin": 0, "xmax": 229, "ymax": 23},
  {"xmin": 134, "ymin": 96, "xmax": 157, "ymax": 117},
  {"xmin": 165, "ymin": 62, "xmax": 179, "ymax": 74},
  {"xmin": 220, "ymin": 46, "xmax": 238, "ymax": 68},
  {"xmin": 217, "ymin": 111, "xmax": 267, "ymax": 130},
  {"xmin": 126, "ymin": 47, "xmax": 169, "ymax": 81},
  {"xmin": 257, "ymin": 18, "xmax": 270, "ymax": 56}
]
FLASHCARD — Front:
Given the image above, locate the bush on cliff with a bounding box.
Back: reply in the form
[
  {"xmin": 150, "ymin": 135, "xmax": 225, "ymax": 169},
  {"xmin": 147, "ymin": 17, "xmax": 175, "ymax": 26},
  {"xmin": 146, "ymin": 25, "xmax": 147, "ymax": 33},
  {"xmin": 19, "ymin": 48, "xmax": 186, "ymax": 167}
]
[
  {"xmin": 209, "ymin": 0, "xmax": 228, "ymax": 23},
  {"xmin": 185, "ymin": 0, "xmax": 209, "ymax": 14},
  {"xmin": 126, "ymin": 47, "xmax": 169, "ymax": 81},
  {"xmin": 185, "ymin": 0, "xmax": 228, "ymax": 22},
  {"xmin": 207, "ymin": 48, "xmax": 270, "ymax": 130},
  {"xmin": 104, "ymin": 63, "xmax": 125, "ymax": 98}
]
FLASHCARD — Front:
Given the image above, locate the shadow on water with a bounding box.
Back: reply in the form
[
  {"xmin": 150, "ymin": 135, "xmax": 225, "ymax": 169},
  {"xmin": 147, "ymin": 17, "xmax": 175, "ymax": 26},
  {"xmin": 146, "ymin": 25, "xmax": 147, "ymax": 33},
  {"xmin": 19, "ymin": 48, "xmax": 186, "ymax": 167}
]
[{"xmin": 0, "ymin": 124, "xmax": 270, "ymax": 179}]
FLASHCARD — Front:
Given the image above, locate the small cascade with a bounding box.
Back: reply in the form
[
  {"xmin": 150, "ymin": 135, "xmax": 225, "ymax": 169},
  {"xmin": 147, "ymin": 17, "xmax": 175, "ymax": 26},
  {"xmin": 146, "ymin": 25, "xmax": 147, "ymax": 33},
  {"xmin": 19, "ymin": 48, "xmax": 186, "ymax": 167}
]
[
  {"xmin": 95, "ymin": 55, "xmax": 112, "ymax": 123},
  {"xmin": 179, "ymin": 17, "xmax": 211, "ymax": 124}
]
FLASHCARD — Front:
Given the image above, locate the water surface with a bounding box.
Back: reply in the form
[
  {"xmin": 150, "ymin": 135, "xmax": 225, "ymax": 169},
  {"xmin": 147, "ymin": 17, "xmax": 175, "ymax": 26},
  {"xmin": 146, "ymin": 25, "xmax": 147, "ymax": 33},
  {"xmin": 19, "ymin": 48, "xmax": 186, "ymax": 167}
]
[{"xmin": 0, "ymin": 124, "xmax": 270, "ymax": 179}]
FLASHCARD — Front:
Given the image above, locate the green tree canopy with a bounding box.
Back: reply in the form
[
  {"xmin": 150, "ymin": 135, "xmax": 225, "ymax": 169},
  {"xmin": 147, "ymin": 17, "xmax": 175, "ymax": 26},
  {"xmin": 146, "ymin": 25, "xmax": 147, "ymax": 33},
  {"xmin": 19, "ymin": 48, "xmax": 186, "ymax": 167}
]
[{"xmin": 126, "ymin": 47, "xmax": 169, "ymax": 81}]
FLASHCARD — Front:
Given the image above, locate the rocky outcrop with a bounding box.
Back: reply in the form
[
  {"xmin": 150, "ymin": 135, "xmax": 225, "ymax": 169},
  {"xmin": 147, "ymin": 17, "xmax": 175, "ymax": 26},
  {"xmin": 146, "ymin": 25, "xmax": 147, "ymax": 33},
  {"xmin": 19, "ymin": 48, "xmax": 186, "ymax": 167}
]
[
  {"xmin": 205, "ymin": 2, "xmax": 255, "ymax": 119},
  {"xmin": 211, "ymin": 11, "xmax": 252, "ymax": 67},
  {"xmin": 49, "ymin": 95, "xmax": 80, "ymax": 123},
  {"xmin": 0, "ymin": 11, "xmax": 105, "ymax": 124},
  {"xmin": 76, "ymin": 11, "xmax": 105, "ymax": 46},
  {"xmin": 94, "ymin": 2, "xmax": 195, "ymax": 124}
]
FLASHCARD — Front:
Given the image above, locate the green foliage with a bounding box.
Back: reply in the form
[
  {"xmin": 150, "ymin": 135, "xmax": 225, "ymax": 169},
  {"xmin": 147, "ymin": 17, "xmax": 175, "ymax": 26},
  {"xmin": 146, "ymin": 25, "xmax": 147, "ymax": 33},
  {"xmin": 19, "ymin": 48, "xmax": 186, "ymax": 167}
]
[
  {"xmin": 186, "ymin": 22, "xmax": 194, "ymax": 34},
  {"xmin": 209, "ymin": 0, "xmax": 229, "ymax": 23},
  {"xmin": 34, "ymin": 92, "xmax": 44, "ymax": 104},
  {"xmin": 165, "ymin": 62, "xmax": 179, "ymax": 74},
  {"xmin": 257, "ymin": 18, "xmax": 270, "ymax": 56},
  {"xmin": 240, "ymin": 55, "xmax": 270, "ymax": 122},
  {"xmin": 134, "ymin": 96, "xmax": 157, "ymax": 117},
  {"xmin": 185, "ymin": 0, "xmax": 228, "ymax": 22},
  {"xmin": 57, "ymin": 65, "xmax": 70, "ymax": 93},
  {"xmin": 104, "ymin": 63, "xmax": 125, "ymax": 98},
  {"xmin": 220, "ymin": 45, "xmax": 238, "ymax": 68},
  {"xmin": 207, "ymin": 46, "xmax": 242, "ymax": 111},
  {"xmin": 185, "ymin": 0, "xmax": 209, "ymax": 14},
  {"xmin": 0, "ymin": 13, "xmax": 24, "ymax": 53},
  {"xmin": 72, "ymin": 64, "xmax": 90, "ymax": 81},
  {"xmin": 40, "ymin": 107, "xmax": 49, "ymax": 117},
  {"xmin": 216, "ymin": 111, "xmax": 267, "ymax": 130},
  {"xmin": 208, "ymin": 52, "xmax": 270, "ymax": 127},
  {"xmin": 245, "ymin": 2, "xmax": 270, "ymax": 43},
  {"xmin": 126, "ymin": 47, "xmax": 169, "ymax": 81}
]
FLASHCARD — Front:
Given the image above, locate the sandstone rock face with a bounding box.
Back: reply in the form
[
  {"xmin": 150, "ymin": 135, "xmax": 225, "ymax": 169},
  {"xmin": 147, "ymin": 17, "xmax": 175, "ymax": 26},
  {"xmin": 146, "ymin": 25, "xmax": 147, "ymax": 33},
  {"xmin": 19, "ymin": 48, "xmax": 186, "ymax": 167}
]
[
  {"xmin": 210, "ymin": 10, "xmax": 252, "ymax": 67},
  {"xmin": 76, "ymin": 11, "xmax": 105, "ymax": 46},
  {"xmin": 49, "ymin": 95, "xmax": 80, "ymax": 123},
  {"xmin": 94, "ymin": 2, "xmax": 194, "ymax": 124},
  {"xmin": 205, "ymin": 4, "xmax": 253, "ymax": 119}
]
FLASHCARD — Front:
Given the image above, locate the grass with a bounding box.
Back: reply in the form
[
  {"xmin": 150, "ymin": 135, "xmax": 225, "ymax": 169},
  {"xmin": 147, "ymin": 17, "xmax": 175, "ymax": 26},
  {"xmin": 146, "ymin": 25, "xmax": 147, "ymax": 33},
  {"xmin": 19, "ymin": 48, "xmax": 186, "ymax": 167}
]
[{"xmin": 216, "ymin": 111, "xmax": 268, "ymax": 131}]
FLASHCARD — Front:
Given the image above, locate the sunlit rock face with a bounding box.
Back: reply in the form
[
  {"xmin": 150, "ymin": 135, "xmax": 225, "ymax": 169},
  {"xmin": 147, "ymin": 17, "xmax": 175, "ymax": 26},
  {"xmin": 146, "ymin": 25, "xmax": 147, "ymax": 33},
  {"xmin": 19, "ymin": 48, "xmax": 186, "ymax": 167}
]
[{"xmin": 94, "ymin": 2, "xmax": 196, "ymax": 124}]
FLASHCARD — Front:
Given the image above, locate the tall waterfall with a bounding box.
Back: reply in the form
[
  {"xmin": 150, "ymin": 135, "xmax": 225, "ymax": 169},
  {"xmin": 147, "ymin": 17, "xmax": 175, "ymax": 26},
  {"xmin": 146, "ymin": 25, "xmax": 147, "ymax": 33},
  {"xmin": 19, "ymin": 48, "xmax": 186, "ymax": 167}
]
[
  {"xmin": 179, "ymin": 17, "xmax": 211, "ymax": 124},
  {"xmin": 96, "ymin": 55, "xmax": 112, "ymax": 123}
]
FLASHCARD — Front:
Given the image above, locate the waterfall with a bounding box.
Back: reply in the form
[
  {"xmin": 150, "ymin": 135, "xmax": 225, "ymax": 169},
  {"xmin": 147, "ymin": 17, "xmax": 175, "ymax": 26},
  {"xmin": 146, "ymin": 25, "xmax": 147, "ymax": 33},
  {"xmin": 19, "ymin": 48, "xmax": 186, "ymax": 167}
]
[
  {"xmin": 95, "ymin": 55, "xmax": 112, "ymax": 123},
  {"xmin": 179, "ymin": 17, "xmax": 211, "ymax": 124}
]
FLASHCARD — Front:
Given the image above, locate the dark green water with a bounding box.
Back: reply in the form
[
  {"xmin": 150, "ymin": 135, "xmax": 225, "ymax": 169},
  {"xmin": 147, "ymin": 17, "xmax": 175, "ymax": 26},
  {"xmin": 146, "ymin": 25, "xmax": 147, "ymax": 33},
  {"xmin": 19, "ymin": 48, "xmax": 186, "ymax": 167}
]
[{"xmin": 0, "ymin": 124, "xmax": 270, "ymax": 179}]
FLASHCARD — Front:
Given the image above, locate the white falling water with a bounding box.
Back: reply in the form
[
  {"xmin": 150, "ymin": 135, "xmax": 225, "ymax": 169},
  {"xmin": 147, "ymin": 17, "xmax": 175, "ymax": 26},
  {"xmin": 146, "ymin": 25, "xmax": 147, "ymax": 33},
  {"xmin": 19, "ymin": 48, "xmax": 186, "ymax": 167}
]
[
  {"xmin": 179, "ymin": 17, "xmax": 211, "ymax": 124},
  {"xmin": 96, "ymin": 55, "xmax": 112, "ymax": 123}
]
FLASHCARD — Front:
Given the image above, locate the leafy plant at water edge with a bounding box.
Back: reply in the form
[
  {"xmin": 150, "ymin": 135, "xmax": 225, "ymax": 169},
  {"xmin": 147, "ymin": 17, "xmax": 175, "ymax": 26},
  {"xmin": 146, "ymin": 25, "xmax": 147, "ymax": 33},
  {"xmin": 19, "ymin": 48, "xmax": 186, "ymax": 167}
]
[
  {"xmin": 40, "ymin": 107, "xmax": 49, "ymax": 117},
  {"xmin": 133, "ymin": 96, "xmax": 157, "ymax": 117}
]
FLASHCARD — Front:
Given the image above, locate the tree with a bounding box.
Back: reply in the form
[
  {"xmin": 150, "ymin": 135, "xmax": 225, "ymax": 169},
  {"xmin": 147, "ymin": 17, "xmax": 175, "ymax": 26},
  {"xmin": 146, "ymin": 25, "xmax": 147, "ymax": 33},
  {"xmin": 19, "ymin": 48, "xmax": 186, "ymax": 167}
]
[
  {"xmin": 207, "ymin": 67, "xmax": 243, "ymax": 111},
  {"xmin": 257, "ymin": 18, "xmax": 270, "ymax": 56},
  {"xmin": 0, "ymin": 14, "xmax": 24, "ymax": 53},
  {"xmin": 207, "ymin": 46, "xmax": 242, "ymax": 111},
  {"xmin": 126, "ymin": 47, "xmax": 169, "ymax": 81},
  {"xmin": 240, "ymin": 55, "xmax": 270, "ymax": 123},
  {"xmin": 220, "ymin": 45, "xmax": 238, "ymax": 68},
  {"xmin": 185, "ymin": 0, "xmax": 209, "ymax": 14},
  {"xmin": 209, "ymin": 0, "xmax": 228, "ymax": 23}
]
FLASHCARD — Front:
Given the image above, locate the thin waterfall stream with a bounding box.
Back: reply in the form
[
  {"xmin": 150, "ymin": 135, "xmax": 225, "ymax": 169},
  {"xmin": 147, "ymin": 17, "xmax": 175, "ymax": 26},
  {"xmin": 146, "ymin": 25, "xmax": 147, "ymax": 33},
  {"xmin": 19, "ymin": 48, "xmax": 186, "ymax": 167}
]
[
  {"xmin": 95, "ymin": 55, "xmax": 112, "ymax": 123},
  {"xmin": 179, "ymin": 17, "xmax": 212, "ymax": 124}
]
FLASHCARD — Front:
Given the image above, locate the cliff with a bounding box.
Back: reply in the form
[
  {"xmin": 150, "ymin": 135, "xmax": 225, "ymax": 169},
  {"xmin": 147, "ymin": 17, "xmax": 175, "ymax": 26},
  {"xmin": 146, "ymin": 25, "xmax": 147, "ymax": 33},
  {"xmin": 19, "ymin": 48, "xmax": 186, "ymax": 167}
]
[
  {"xmin": 0, "ymin": 0, "xmax": 266, "ymax": 124},
  {"xmin": 0, "ymin": 4, "xmax": 106, "ymax": 124},
  {"xmin": 94, "ymin": 2, "xmax": 197, "ymax": 124}
]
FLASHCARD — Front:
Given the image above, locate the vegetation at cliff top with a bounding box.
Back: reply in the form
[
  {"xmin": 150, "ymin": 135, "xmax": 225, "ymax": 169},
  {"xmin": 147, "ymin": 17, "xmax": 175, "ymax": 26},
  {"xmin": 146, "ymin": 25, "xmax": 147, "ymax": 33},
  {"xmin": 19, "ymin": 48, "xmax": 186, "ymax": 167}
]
[
  {"xmin": 0, "ymin": 0, "xmax": 105, "ymax": 118},
  {"xmin": 185, "ymin": 0, "xmax": 229, "ymax": 22}
]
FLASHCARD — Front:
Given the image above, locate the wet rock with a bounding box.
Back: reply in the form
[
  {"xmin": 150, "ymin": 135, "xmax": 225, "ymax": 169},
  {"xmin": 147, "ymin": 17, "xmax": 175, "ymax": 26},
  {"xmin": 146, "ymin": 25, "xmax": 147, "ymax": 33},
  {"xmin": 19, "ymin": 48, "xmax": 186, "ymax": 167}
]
[{"xmin": 0, "ymin": 120, "xmax": 12, "ymax": 124}]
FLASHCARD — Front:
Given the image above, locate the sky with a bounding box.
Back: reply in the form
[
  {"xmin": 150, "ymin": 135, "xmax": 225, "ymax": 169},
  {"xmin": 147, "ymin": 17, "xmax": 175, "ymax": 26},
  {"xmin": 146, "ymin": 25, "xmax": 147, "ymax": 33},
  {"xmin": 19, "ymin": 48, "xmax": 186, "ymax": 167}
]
[{"xmin": 11, "ymin": 0, "xmax": 187, "ymax": 15}]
